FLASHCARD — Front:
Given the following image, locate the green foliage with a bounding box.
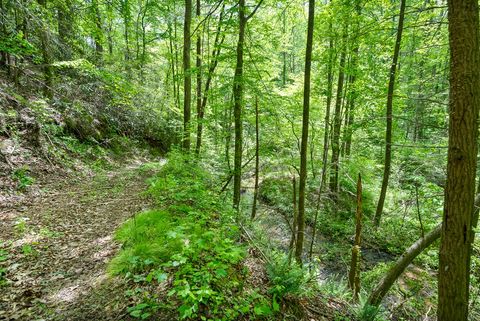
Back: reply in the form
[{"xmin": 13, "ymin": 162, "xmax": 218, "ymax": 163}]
[
  {"xmin": 266, "ymin": 251, "xmax": 306, "ymax": 299},
  {"xmin": 0, "ymin": 32, "xmax": 36, "ymax": 57},
  {"xmin": 111, "ymin": 152, "xmax": 270, "ymax": 320},
  {"xmin": 12, "ymin": 166, "xmax": 35, "ymax": 191}
]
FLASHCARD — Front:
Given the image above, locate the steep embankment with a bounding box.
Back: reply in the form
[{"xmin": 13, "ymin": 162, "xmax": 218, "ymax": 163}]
[{"xmin": 0, "ymin": 160, "xmax": 163, "ymax": 320}]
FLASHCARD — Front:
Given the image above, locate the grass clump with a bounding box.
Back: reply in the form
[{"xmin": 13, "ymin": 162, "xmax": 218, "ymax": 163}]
[{"xmin": 110, "ymin": 151, "xmax": 270, "ymax": 320}]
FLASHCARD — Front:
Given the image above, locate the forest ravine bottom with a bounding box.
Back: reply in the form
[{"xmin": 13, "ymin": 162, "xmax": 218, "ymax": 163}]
[{"xmin": 0, "ymin": 159, "xmax": 162, "ymax": 320}]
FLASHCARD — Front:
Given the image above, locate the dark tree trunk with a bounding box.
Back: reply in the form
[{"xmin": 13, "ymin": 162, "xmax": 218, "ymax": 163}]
[
  {"xmin": 438, "ymin": 1, "xmax": 480, "ymax": 320},
  {"xmin": 194, "ymin": 0, "xmax": 202, "ymax": 155},
  {"xmin": 232, "ymin": 0, "xmax": 246, "ymax": 209},
  {"xmin": 295, "ymin": 0, "xmax": 315, "ymax": 264},
  {"xmin": 373, "ymin": 0, "xmax": 406, "ymax": 227},
  {"xmin": 183, "ymin": 0, "xmax": 192, "ymax": 151},
  {"xmin": 37, "ymin": 0, "xmax": 53, "ymax": 99},
  {"xmin": 251, "ymin": 97, "xmax": 260, "ymax": 220}
]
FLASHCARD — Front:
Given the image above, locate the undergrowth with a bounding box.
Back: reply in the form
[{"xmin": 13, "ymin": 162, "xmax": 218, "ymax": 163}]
[{"xmin": 110, "ymin": 152, "xmax": 273, "ymax": 320}]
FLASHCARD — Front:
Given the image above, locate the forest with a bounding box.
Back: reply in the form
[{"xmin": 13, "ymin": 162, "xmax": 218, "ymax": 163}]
[{"xmin": 0, "ymin": 0, "xmax": 479, "ymax": 320}]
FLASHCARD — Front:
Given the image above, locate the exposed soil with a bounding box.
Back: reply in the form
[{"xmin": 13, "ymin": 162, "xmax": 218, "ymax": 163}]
[{"xmin": 0, "ymin": 159, "xmax": 163, "ymax": 320}]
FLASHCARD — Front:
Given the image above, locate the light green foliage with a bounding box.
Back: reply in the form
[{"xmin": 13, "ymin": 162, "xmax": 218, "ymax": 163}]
[
  {"xmin": 0, "ymin": 32, "xmax": 36, "ymax": 57},
  {"xmin": 111, "ymin": 152, "xmax": 271, "ymax": 320}
]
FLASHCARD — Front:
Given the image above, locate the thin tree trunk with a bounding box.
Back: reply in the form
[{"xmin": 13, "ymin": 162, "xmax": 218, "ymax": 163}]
[
  {"xmin": 183, "ymin": 0, "xmax": 192, "ymax": 151},
  {"xmin": 308, "ymin": 35, "xmax": 334, "ymax": 261},
  {"xmin": 194, "ymin": 0, "xmax": 202, "ymax": 155},
  {"xmin": 168, "ymin": 24, "xmax": 178, "ymax": 109},
  {"xmin": 232, "ymin": 0, "xmax": 246, "ymax": 209},
  {"xmin": 196, "ymin": 5, "xmax": 226, "ymax": 154},
  {"xmin": 289, "ymin": 175, "xmax": 298, "ymax": 262},
  {"xmin": 37, "ymin": 0, "xmax": 53, "ymax": 99},
  {"xmin": 373, "ymin": 0, "xmax": 406, "ymax": 227},
  {"xmin": 295, "ymin": 0, "xmax": 315, "ymax": 264},
  {"xmin": 329, "ymin": 35, "xmax": 346, "ymax": 197},
  {"xmin": 438, "ymin": 1, "xmax": 480, "ymax": 319},
  {"xmin": 251, "ymin": 97, "xmax": 260, "ymax": 220},
  {"xmin": 348, "ymin": 174, "xmax": 362, "ymax": 301}
]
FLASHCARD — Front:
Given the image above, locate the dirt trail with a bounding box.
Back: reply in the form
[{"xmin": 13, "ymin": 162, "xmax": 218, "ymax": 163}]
[{"xmin": 0, "ymin": 159, "xmax": 163, "ymax": 320}]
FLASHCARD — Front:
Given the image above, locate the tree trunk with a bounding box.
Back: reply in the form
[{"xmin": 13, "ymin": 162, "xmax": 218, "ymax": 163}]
[
  {"xmin": 295, "ymin": 0, "xmax": 315, "ymax": 264},
  {"xmin": 308, "ymin": 35, "xmax": 334, "ymax": 261},
  {"xmin": 438, "ymin": 1, "xmax": 480, "ymax": 320},
  {"xmin": 289, "ymin": 175, "xmax": 298, "ymax": 262},
  {"xmin": 366, "ymin": 224, "xmax": 442, "ymax": 309},
  {"xmin": 348, "ymin": 174, "xmax": 362, "ymax": 300},
  {"xmin": 183, "ymin": 0, "xmax": 192, "ymax": 151},
  {"xmin": 232, "ymin": 0, "xmax": 246, "ymax": 209},
  {"xmin": 196, "ymin": 5, "xmax": 226, "ymax": 154},
  {"xmin": 329, "ymin": 35, "xmax": 346, "ymax": 197},
  {"xmin": 57, "ymin": 0, "xmax": 73, "ymax": 60},
  {"xmin": 37, "ymin": 0, "xmax": 53, "ymax": 99},
  {"xmin": 92, "ymin": 0, "xmax": 104, "ymax": 64},
  {"xmin": 194, "ymin": 0, "xmax": 202, "ymax": 155},
  {"xmin": 251, "ymin": 97, "xmax": 260, "ymax": 220},
  {"xmin": 373, "ymin": 0, "xmax": 406, "ymax": 227}
]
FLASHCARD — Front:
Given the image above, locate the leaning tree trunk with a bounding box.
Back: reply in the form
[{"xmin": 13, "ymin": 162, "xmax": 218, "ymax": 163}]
[
  {"xmin": 183, "ymin": 0, "xmax": 192, "ymax": 151},
  {"xmin": 373, "ymin": 0, "xmax": 406, "ymax": 227},
  {"xmin": 438, "ymin": 1, "xmax": 480, "ymax": 320},
  {"xmin": 366, "ymin": 224, "xmax": 442, "ymax": 310},
  {"xmin": 295, "ymin": 0, "xmax": 315, "ymax": 264}
]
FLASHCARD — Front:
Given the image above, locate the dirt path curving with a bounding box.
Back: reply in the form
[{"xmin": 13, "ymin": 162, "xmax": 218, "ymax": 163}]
[{"xmin": 0, "ymin": 159, "xmax": 164, "ymax": 320}]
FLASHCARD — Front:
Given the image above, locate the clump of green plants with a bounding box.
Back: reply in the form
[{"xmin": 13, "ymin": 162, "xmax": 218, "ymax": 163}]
[
  {"xmin": 266, "ymin": 251, "xmax": 307, "ymax": 299},
  {"xmin": 110, "ymin": 151, "xmax": 271, "ymax": 320},
  {"xmin": 12, "ymin": 166, "xmax": 35, "ymax": 191}
]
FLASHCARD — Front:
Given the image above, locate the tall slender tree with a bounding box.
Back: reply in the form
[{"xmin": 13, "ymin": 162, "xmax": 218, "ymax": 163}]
[
  {"xmin": 232, "ymin": 0, "xmax": 263, "ymax": 209},
  {"xmin": 183, "ymin": 0, "xmax": 192, "ymax": 151},
  {"xmin": 373, "ymin": 0, "xmax": 406, "ymax": 227},
  {"xmin": 295, "ymin": 0, "xmax": 315, "ymax": 264},
  {"xmin": 194, "ymin": 0, "xmax": 202, "ymax": 155},
  {"xmin": 438, "ymin": 0, "xmax": 480, "ymax": 320}
]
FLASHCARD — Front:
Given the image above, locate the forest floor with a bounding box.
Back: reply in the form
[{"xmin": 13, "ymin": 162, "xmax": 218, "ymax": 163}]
[{"xmin": 0, "ymin": 158, "xmax": 163, "ymax": 321}]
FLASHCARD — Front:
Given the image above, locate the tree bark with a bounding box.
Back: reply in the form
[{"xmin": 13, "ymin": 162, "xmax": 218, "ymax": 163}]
[
  {"xmin": 308, "ymin": 34, "xmax": 334, "ymax": 261},
  {"xmin": 329, "ymin": 36, "xmax": 346, "ymax": 197},
  {"xmin": 194, "ymin": 0, "xmax": 202, "ymax": 155},
  {"xmin": 367, "ymin": 224, "xmax": 442, "ymax": 309},
  {"xmin": 348, "ymin": 174, "xmax": 362, "ymax": 300},
  {"xmin": 232, "ymin": 0, "xmax": 246, "ymax": 209},
  {"xmin": 295, "ymin": 0, "xmax": 315, "ymax": 264},
  {"xmin": 183, "ymin": 0, "xmax": 192, "ymax": 151},
  {"xmin": 373, "ymin": 0, "xmax": 406, "ymax": 227},
  {"xmin": 251, "ymin": 97, "xmax": 260, "ymax": 220},
  {"xmin": 37, "ymin": 0, "xmax": 53, "ymax": 99},
  {"xmin": 438, "ymin": 1, "xmax": 480, "ymax": 320},
  {"xmin": 196, "ymin": 5, "xmax": 226, "ymax": 154}
]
